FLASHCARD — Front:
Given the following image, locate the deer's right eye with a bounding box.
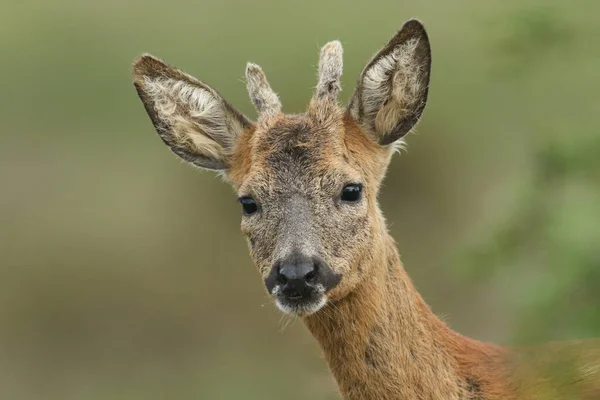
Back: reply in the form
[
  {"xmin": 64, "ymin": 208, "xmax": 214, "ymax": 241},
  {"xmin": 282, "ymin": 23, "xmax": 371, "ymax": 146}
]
[{"xmin": 239, "ymin": 196, "xmax": 258, "ymax": 216}]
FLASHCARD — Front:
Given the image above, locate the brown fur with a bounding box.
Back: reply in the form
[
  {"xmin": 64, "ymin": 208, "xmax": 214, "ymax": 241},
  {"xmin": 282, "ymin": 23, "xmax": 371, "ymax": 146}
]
[{"xmin": 132, "ymin": 19, "xmax": 600, "ymax": 400}]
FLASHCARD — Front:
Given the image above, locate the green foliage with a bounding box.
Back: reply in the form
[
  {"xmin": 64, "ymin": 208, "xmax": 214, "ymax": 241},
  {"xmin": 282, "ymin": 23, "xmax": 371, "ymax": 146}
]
[
  {"xmin": 454, "ymin": 5, "xmax": 600, "ymax": 346},
  {"xmin": 460, "ymin": 136, "xmax": 600, "ymax": 343}
]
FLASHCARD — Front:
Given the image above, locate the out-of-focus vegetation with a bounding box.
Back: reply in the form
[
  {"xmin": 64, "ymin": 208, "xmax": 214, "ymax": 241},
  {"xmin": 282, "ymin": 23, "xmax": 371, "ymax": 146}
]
[{"xmin": 0, "ymin": 0, "xmax": 598, "ymax": 398}]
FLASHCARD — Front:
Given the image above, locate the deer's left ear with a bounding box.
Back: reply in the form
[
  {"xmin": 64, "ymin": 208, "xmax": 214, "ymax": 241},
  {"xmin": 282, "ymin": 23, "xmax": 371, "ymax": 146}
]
[
  {"xmin": 348, "ymin": 19, "xmax": 431, "ymax": 146},
  {"xmin": 133, "ymin": 55, "xmax": 253, "ymax": 171}
]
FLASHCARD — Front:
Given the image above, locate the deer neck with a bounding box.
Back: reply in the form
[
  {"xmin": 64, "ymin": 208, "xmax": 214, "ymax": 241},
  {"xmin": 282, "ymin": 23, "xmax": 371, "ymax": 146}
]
[{"xmin": 303, "ymin": 233, "xmax": 494, "ymax": 400}]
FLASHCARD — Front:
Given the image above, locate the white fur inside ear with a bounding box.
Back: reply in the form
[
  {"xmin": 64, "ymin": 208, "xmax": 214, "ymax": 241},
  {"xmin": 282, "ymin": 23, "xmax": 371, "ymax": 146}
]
[
  {"xmin": 361, "ymin": 38, "xmax": 422, "ymax": 134},
  {"xmin": 143, "ymin": 76, "xmax": 241, "ymax": 162}
]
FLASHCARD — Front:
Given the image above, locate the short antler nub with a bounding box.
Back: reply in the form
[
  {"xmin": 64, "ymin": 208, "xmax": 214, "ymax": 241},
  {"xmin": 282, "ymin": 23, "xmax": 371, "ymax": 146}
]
[
  {"xmin": 246, "ymin": 63, "xmax": 281, "ymax": 118},
  {"xmin": 316, "ymin": 40, "xmax": 343, "ymax": 100}
]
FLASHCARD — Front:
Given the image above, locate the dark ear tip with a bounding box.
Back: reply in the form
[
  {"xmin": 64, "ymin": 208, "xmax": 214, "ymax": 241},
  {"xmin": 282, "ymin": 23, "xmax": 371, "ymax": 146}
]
[
  {"xmin": 401, "ymin": 18, "xmax": 428, "ymax": 37},
  {"xmin": 132, "ymin": 53, "xmax": 169, "ymax": 81}
]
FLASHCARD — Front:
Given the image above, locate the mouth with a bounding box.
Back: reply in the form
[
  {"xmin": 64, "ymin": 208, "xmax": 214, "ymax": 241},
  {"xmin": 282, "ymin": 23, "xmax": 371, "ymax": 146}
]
[
  {"xmin": 273, "ymin": 288, "xmax": 328, "ymax": 315},
  {"xmin": 275, "ymin": 294, "xmax": 328, "ymax": 315}
]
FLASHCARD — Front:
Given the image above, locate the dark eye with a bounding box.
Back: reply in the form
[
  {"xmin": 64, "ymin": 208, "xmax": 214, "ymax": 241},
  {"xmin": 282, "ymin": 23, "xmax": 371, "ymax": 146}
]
[
  {"xmin": 341, "ymin": 184, "xmax": 362, "ymax": 203},
  {"xmin": 239, "ymin": 196, "xmax": 258, "ymax": 216}
]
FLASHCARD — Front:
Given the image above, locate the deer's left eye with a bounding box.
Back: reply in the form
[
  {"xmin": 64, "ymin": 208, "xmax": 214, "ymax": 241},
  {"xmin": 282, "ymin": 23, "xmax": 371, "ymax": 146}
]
[{"xmin": 341, "ymin": 184, "xmax": 362, "ymax": 203}]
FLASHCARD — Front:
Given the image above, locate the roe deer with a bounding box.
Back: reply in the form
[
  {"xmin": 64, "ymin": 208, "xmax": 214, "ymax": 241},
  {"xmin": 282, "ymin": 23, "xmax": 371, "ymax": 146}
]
[{"xmin": 132, "ymin": 19, "xmax": 600, "ymax": 400}]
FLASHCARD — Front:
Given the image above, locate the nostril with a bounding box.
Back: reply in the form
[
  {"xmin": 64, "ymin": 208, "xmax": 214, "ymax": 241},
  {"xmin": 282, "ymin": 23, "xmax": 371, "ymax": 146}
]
[
  {"xmin": 276, "ymin": 266, "xmax": 288, "ymax": 285},
  {"xmin": 305, "ymin": 264, "xmax": 318, "ymax": 283}
]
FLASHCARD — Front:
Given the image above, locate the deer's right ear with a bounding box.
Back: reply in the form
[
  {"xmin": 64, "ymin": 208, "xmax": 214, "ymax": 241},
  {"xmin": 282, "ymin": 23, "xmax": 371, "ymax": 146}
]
[
  {"xmin": 348, "ymin": 20, "xmax": 431, "ymax": 146},
  {"xmin": 132, "ymin": 55, "xmax": 253, "ymax": 171}
]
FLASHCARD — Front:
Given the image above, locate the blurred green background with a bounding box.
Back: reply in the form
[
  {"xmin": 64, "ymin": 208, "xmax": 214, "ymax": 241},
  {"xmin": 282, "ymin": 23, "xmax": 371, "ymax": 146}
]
[{"xmin": 1, "ymin": 0, "xmax": 599, "ymax": 398}]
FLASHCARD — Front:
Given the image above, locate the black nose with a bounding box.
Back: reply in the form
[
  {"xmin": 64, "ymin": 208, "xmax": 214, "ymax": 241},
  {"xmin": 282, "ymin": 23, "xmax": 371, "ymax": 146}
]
[
  {"xmin": 275, "ymin": 259, "xmax": 318, "ymax": 299},
  {"xmin": 264, "ymin": 253, "xmax": 340, "ymax": 299},
  {"xmin": 278, "ymin": 261, "xmax": 318, "ymax": 287}
]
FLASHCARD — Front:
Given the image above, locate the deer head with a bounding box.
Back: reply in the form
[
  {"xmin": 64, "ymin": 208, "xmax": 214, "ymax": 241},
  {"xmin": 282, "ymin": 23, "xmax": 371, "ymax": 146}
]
[{"xmin": 132, "ymin": 19, "xmax": 431, "ymax": 315}]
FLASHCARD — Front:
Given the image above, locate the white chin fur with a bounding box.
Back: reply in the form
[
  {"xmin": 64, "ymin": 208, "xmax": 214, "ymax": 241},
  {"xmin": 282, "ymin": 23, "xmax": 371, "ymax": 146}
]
[{"xmin": 275, "ymin": 295, "xmax": 328, "ymax": 315}]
